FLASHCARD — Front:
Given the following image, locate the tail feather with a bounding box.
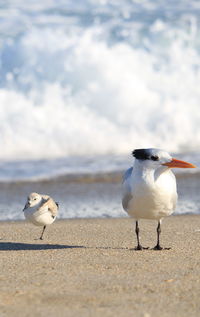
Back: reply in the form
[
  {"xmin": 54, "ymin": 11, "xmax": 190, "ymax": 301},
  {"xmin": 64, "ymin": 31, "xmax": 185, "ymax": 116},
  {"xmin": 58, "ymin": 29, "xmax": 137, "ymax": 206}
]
[{"xmin": 55, "ymin": 202, "xmax": 59, "ymax": 209}]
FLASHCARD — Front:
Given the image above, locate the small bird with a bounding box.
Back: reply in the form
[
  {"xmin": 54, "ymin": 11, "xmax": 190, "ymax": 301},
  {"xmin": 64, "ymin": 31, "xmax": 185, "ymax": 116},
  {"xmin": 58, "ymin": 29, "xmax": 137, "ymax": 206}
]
[
  {"xmin": 122, "ymin": 148, "xmax": 196, "ymax": 250},
  {"xmin": 23, "ymin": 192, "xmax": 59, "ymax": 240}
]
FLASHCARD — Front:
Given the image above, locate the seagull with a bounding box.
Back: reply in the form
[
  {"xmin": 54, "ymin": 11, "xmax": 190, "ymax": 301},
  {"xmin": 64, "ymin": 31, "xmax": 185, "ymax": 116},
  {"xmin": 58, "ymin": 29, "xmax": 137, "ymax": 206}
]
[
  {"xmin": 122, "ymin": 148, "xmax": 196, "ymax": 250},
  {"xmin": 23, "ymin": 192, "xmax": 59, "ymax": 240}
]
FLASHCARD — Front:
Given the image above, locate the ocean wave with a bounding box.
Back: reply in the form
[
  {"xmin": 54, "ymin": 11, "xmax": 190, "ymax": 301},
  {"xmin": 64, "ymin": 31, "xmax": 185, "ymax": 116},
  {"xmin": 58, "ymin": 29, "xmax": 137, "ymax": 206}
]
[
  {"xmin": 0, "ymin": 154, "xmax": 198, "ymax": 183},
  {"xmin": 0, "ymin": 1, "xmax": 200, "ymax": 160}
]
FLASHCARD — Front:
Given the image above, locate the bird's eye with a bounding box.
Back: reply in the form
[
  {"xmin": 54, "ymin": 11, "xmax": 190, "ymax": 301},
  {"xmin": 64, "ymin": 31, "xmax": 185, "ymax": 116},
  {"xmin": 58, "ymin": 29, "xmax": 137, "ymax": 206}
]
[
  {"xmin": 151, "ymin": 155, "xmax": 159, "ymax": 161},
  {"xmin": 34, "ymin": 198, "xmax": 37, "ymax": 200}
]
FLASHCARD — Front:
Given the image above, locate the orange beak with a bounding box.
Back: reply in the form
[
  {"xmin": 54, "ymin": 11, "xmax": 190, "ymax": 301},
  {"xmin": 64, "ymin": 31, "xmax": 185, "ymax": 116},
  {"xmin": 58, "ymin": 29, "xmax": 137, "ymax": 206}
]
[{"xmin": 162, "ymin": 158, "xmax": 196, "ymax": 169}]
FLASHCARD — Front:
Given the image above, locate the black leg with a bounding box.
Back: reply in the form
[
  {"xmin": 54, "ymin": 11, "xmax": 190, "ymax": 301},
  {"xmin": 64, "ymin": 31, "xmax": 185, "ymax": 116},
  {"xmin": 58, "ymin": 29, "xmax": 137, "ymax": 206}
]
[
  {"xmin": 39, "ymin": 225, "xmax": 46, "ymax": 240},
  {"xmin": 135, "ymin": 221, "xmax": 143, "ymax": 250},
  {"xmin": 153, "ymin": 220, "xmax": 162, "ymax": 250}
]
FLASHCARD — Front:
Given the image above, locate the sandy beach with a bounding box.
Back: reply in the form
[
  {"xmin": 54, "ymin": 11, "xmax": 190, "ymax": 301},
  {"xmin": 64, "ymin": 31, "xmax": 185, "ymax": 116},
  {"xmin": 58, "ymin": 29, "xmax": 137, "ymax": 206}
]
[{"xmin": 0, "ymin": 215, "xmax": 200, "ymax": 317}]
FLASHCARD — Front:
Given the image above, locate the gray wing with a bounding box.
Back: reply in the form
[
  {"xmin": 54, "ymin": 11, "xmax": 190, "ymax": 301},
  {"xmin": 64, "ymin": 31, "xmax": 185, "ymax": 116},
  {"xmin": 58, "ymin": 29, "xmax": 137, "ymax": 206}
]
[
  {"xmin": 122, "ymin": 167, "xmax": 133, "ymax": 211},
  {"xmin": 122, "ymin": 192, "xmax": 133, "ymax": 211},
  {"xmin": 41, "ymin": 196, "xmax": 58, "ymax": 217},
  {"xmin": 122, "ymin": 167, "xmax": 133, "ymax": 183}
]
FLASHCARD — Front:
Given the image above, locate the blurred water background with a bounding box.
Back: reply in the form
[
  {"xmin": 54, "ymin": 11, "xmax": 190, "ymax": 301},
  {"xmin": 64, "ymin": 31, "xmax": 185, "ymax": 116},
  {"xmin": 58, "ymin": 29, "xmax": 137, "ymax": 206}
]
[{"xmin": 0, "ymin": 0, "xmax": 200, "ymax": 220}]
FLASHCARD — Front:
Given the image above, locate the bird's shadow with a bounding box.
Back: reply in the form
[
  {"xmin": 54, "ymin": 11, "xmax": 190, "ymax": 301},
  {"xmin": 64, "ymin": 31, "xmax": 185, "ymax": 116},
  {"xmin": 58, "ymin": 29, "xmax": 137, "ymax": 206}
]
[
  {"xmin": 0, "ymin": 241, "xmax": 130, "ymax": 251},
  {"xmin": 0, "ymin": 242, "xmax": 86, "ymax": 251}
]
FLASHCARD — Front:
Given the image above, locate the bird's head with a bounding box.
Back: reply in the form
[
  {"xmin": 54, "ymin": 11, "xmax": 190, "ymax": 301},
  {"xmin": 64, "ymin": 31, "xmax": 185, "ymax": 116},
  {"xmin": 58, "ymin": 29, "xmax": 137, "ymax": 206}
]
[
  {"xmin": 23, "ymin": 192, "xmax": 42, "ymax": 210},
  {"xmin": 132, "ymin": 148, "xmax": 196, "ymax": 170}
]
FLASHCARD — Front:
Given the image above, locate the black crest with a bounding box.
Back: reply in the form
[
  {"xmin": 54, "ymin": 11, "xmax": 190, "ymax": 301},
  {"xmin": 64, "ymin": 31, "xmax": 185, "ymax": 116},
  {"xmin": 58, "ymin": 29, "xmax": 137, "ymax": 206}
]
[
  {"xmin": 132, "ymin": 149, "xmax": 159, "ymax": 161},
  {"xmin": 132, "ymin": 149, "xmax": 150, "ymax": 160}
]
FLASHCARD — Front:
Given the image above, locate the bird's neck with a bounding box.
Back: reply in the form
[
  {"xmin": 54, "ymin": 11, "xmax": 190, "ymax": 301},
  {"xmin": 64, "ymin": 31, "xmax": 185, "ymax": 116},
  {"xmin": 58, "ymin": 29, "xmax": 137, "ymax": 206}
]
[
  {"xmin": 32, "ymin": 199, "xmax": 43, "ymax": 208},
  {"xmin": 132, "ymin": 161, "xmax": 154, "ymax": 183},
  {"xmin": 132, "ymin": 161, "xmax": 169, "ymax": 184}
]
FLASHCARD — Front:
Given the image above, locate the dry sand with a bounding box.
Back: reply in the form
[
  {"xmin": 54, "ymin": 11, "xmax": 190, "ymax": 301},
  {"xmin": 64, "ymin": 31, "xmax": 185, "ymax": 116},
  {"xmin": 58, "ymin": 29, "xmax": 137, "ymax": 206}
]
[{"xmin": 0, "ymin": 215, "xmax": 200, "ymax": 317}]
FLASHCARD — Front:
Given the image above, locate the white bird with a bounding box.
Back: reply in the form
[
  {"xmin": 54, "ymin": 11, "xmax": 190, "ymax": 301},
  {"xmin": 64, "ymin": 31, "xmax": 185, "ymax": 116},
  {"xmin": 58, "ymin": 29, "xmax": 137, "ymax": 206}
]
[
  {"xmin": 122, "ymin": 148, "xmax": 196, "ymax": 250},
  {"xmin": 23, "ymin": 192, "xmax": 59, "ymax": 240}
]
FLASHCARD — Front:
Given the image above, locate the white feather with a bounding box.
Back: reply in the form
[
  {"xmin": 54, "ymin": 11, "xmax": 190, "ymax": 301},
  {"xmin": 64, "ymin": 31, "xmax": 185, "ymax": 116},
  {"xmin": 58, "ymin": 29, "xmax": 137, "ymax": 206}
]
[{"xmin": 122, "ymin": 149, "xmax": 177, "ymax": 221}]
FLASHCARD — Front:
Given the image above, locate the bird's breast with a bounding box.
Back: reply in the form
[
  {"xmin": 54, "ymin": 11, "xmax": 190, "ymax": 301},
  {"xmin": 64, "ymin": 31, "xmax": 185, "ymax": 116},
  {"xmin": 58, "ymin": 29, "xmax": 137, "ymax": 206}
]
[
  {"xmin": 127, "ymin": 171, "xmax": 177, "ymax": 220},
  {"xmin": 24, "ymin": 206, "xmax": 55, "ymax": 226}
]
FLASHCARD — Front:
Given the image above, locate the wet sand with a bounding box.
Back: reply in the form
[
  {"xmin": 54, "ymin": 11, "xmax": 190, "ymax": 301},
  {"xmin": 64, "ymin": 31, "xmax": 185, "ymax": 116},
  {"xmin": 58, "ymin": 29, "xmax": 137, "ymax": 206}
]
[{"xmin": 0, "ymin": 215, "xmax": 200, "ymax": 317}]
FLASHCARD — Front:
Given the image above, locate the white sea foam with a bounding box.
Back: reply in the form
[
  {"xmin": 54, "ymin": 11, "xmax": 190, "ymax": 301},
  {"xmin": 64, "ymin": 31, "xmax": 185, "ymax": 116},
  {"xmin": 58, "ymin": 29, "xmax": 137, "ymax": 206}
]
[
  {"xmin": 0, "ymin": 0, "xmax": 200, "ymax": 161},
  {"xmin": 1, "ymin": 28, "xmax": 200, "ymax": 160}
]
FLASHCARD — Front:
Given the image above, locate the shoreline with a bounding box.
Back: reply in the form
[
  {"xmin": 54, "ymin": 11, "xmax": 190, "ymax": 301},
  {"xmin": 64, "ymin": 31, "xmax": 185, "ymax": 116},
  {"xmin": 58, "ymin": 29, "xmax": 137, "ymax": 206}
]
[
  {"xmin": 0, "ymin": 212, "xmax": 198, "ymax": 223},
  {"xmin": 0, "ymin": 170, "xmax": 199, "ymax": 220},
  {"xmin": 0, "ymin": 168, "xmax": 198, "ymax": 185},
  {"xmin": 1, "ymin": 215, "xmax": 200, "ymax": 316},
  {"xmin": 0, "ymin": 211, "xmax": 199, "ymax": 222}
]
